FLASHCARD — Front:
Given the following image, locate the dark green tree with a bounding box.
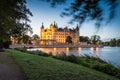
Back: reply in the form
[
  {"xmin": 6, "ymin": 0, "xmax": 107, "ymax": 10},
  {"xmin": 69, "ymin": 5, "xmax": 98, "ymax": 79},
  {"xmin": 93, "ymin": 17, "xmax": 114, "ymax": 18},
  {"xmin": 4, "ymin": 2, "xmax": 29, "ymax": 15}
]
[
  {"xmin": 110, "ymin": 38, "xmax": 117, "ymax": 46},
  {"xmin": 22, "ymin": 35, "xmax": 31, "ymax": 44},
  {"xmin": 32, "ymin": 34, "xmax": 40, "ymax": 41},
  {"xmin": 116, "ymin": 39, "xmax": 120, "ymax": 46},
  {"xmin": 79, "ymin": 36, "xmax": 89, "ymax": 42},
  {"xmin": 0, "ymin": 0, "xmax": 33, "ymax": 48},
  {"xmin": 66, "ymin": 36, "xmax": 72, "ymax": 43},
  {"xmin": 91, "ymin": 35, "xmax": 101, "ymax": 45}
]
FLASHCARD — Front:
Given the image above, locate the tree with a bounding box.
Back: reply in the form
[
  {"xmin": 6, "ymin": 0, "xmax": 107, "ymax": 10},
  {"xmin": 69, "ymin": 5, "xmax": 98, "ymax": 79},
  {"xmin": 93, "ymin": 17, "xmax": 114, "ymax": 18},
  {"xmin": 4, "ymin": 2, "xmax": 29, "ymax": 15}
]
[
  {"xmin": 116, "ymin": 39, "xmax": 120, "ymax": 46},
  {"xmin": 79, "ymin": 36, "xmax": 89, "ymax": 42},
  {"xmin": 66, "ymin": 36, "xmax": 72, "ymax": 44},
  {"xmin": 103, "ymin": 38, "xmax": 120, "ymax": 46},
  {"xmin": 110, "ymin": 38, "xmax": 117, "ymax": 46},
  {"xmin": 91, "ymin": 35, "xmax": 101, "ymax": 45},
  {"xmin": 0, "ymin": 0, "xmax": 33, "ymax": 48},
  {"xmin": 22, "ymin": 35, "xmax": 31, "ymax": 44},
  {"xmin": 32, "ymin": 34, "xmax": 40, "ymax": 41}
]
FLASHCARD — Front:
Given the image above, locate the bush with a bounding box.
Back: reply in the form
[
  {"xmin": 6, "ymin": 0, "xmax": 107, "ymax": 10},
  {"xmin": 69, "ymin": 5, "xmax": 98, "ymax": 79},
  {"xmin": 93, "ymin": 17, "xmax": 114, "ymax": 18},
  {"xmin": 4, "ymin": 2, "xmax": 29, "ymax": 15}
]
[
  {"xmin": 0, "ymin": 40, "xmax": 11, "ymax": 48},
  {"xmin": 54, "ymin": 52, "xmax": 67, "ymax": 60},
  {"xmin": 14, "ymin": 47, "xmax": 27, "ymax": 52},
  {"xmin": 0, "ymin": 49, "xmax": 4, "ymax": 52},
  {"xmin": 66, "ymin": 55, "xmax": 79, "ymax": 63},
  {"xmin": 37, "ymin": 51, "xmax": 50, "ymax": 57}
]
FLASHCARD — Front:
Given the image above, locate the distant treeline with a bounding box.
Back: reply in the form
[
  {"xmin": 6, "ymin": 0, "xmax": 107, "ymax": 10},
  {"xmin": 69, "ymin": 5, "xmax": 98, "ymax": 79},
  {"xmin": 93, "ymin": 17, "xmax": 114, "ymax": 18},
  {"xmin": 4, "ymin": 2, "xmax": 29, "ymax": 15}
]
[
  {"xmin": 103, "ymin": 39, "xmax": 120, "ymax": 46},
  {"xmin": 79, "ymin": 35, "xmax": 101, "ymax": 45},
  {"xmin": 79, "ymin": 36, "xmax": 120, "ymax": 46}
]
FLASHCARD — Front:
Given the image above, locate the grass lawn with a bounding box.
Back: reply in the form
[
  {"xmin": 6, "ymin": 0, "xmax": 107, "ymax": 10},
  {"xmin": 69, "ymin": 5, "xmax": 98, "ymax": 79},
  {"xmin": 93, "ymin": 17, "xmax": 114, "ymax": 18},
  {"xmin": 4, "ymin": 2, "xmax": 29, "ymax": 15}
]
[{"xmin": 6, "ymin": 49, "xmax": 119, "ymax": 80}]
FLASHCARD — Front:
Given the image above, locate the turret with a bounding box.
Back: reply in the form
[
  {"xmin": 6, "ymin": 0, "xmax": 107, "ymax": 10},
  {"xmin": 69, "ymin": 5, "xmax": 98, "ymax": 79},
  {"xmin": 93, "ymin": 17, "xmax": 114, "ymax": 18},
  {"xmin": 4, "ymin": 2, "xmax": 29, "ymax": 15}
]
[
  {"xmin": 76, "ymin": 24, "xmax": 79, "ymax": 31},
  {"xmin": 41, "ymin": 22, "xmax": 44, "ymax": 29},
  {"xmin": 50, "ymin": 21, "xmax": 58, "ymax": 31},
  {"xmin": 50, "ymin": 23, "xmax": 54, "ymax": 29},
  {"xmin": 54, "ymin": 21, "xmax": 56, "ymax": 27},
  {"xmin": 40, "ymin": 22, "xmax": 44, "ymax": 39},
  {"xmin": 75, "ymin": 24, "xmax": 79, "ymax": 43}
]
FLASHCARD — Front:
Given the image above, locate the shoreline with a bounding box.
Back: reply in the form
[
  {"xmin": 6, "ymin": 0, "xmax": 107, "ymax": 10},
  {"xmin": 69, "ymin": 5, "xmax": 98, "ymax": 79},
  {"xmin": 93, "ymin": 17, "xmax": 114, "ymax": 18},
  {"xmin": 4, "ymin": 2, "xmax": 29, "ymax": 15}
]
[{"xmin": 9, "ymin": 44, "xmax": 103, "ymax": 49}]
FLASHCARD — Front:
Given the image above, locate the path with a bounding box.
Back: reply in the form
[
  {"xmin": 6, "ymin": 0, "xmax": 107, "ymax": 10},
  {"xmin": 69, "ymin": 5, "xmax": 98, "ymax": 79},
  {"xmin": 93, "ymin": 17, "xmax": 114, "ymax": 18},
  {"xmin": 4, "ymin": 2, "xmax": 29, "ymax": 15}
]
[{"xmin": 0, "ymin": 52, "xmax": 25, "ymax": 80}]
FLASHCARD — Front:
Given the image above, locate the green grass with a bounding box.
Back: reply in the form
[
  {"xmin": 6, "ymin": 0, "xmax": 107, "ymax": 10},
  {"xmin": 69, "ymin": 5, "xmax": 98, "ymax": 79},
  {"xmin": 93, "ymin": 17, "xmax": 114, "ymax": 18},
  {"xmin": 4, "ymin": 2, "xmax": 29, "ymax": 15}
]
[
  {"xmin": 6, "ymin": 49, "xmax": 120, "ymax": 80},
  {"xmin": 54, "ymin": 54, "xmax": 120, "ymax": 78}
]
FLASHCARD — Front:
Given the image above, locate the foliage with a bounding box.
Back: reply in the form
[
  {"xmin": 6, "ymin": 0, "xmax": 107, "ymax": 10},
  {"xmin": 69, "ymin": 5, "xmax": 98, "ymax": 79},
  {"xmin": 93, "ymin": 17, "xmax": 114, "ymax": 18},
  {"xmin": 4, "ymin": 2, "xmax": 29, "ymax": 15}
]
[
  {"xmin": 14, "ymin": 48, "xmax": 50, "ymax": 57},
  {"xmin": 23, "ymin": 35, "xmax": 32, "ymax": 44},
  {"xmin": 32, "ymin": 34, "xmax": 40, "ymax": 40},
  {"xmin": 0, "ymin": 0, "xmax": 33, "ymax": 48},
  {"xmin": 103, "ymin": 38, "xmax": 120, "ymax": 46},
  {"xmin": 6, "ymin": 49, "xmax": 120, "ymax": 80},
  {"xmin": 14, "ymin": 47, "xmax": 27, "ymax": 52},
  {"xmin": 110, "ymin": 38, "xmax": 117, "ymax": 46},
  {"xmin": 41, "ymin": 0, "xmax": 66, "ymax": 7},
  {"xmin": 0, "ymin": 40, "xmax": 11, "ymax": 48},
  {"xmin": 66, "ymin": 36, "xmax": 72, "ymax": 43},
  {"xmin": 90, "ymin": 35, "xmax": 101, "ymax": 45},
  {"xmin": 61, "ymin": 0, "xmax": 119, "ymax": 27},
  {"xmin": 79, "ymin": 36, "xmax": 90, "ymax": 42},
  {"xmin": 0, "ymin": 48, "xmax": 4, "ymax": 52}
]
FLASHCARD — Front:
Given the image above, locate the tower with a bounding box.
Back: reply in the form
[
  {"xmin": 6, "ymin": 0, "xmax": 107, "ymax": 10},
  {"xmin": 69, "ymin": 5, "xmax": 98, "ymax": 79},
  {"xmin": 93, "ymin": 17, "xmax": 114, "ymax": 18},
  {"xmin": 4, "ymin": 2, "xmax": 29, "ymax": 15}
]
[
  {"xmin": 76, "ymin": 24, "xmax": 79, "ymax": 43},
  {"xmin": 40, "ymin": 22, "xmax": 44, "ymax": 39}
]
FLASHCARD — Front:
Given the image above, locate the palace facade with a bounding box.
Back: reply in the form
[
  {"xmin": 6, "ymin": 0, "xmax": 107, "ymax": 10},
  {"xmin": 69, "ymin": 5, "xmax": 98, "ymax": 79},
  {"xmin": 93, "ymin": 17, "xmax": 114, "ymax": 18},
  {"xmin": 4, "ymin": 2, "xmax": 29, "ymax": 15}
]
[{"xmin": 40, "ymin": 22, "xmax": 79, "ymax": 45}]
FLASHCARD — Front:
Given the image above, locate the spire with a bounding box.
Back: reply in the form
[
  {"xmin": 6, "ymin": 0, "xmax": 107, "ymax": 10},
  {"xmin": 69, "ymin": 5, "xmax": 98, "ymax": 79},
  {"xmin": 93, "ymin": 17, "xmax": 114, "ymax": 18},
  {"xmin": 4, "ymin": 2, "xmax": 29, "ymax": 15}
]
[
  {"xmin": 76, "ymin": 24, "xmax": 79, "ymax": 30},
  {"xmin": 55, "ymin": 23, "xmax": 58, "ymax": 28},
  {"xmin": 41, "ymin": 22, "xmax": 44, "ymax": 29},
  {"xmin": 54, "ymin": 21, "xmax": 56, "ymax": 27},
  {"xmin": 53, "ymin": 21, "xmax": 58, "ymax": 28}
]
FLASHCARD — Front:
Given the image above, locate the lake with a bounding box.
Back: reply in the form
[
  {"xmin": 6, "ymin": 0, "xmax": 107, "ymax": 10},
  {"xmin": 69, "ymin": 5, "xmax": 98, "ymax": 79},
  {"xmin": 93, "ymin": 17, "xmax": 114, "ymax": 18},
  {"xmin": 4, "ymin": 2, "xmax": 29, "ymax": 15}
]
[
  {"xmin": 79, "ymin": 47, "xmax": 120, "ymax": 67},
  {"xmin": 28, "ymin": 47, "xmax": 120, "ymax": 67}
]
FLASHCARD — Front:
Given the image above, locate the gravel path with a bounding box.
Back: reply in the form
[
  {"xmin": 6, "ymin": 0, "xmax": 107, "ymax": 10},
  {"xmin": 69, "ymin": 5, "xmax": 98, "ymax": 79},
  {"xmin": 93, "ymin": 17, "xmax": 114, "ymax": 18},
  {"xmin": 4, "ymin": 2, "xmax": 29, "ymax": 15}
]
[{"xmin": 0, "ymin": 52, "xmax": 25, "ymax": 80}]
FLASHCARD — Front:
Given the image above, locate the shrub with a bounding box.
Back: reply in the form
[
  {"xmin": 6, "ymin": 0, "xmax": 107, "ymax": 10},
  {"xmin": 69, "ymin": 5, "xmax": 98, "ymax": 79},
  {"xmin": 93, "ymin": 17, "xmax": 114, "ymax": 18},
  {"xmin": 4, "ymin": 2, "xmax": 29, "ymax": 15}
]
[
  {"xmin": 0, "ymin": 49, "xmax": 4, "ymax": 52},
  {"xmin": 14, "ymin": 47, "xmax": 27, "ymax": 52},
  {"xmin": 37, "ymin": 51, "xmax": 50, "ymax": 57},
  {"xmin": 66, "ymin": 55, "xmax": 79, "ymax": 63},
  {"xmin": 54, "ymin": 52, "xmax": 67, "ymax": 60}
]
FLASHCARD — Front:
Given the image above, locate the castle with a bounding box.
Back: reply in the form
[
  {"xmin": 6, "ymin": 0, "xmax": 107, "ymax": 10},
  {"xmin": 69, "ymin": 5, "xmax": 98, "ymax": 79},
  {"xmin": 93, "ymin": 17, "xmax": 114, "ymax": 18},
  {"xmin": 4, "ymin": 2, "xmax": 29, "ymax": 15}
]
[{"xmin": 40, "ymin": 22, "xmax": 79, "ymax": 45}]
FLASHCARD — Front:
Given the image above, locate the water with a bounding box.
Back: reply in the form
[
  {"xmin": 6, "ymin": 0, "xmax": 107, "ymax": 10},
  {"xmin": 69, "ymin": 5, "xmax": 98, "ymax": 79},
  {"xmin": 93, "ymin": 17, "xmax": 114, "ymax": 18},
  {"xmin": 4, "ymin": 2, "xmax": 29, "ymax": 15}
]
[{"xmin": 28, "ymin": 47, "xmax": 120, "ymax": 67}]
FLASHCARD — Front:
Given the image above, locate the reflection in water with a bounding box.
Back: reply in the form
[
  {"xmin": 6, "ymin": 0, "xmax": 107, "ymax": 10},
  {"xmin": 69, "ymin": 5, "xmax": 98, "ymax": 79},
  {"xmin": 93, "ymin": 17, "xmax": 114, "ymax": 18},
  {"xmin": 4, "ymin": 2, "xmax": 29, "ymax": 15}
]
[
  {"xmin": 39, "ymin": 47, "xmax": 100, "ymax": 56},
  {"xmin": 28, "ymin": 47, "xmax": 100, "ymax": 57},
  {"xmin": 90, "ymin": 47, "xmax": 94, "ymax": 51},
  {"xmin": 78, "ymin": 47, "xmax": 81, "ymax": 56},
  {"xmin": 90, "ymin": 47, "xmax": 94, "ymax": 56},
  {"xmin": 53, "ymin": 48, "xmax": 57, "ymax": 55},
  {"xmin": 66, "ymin": 47, "xmax": 69, "ymax": 56},
  {"xmin": 89, "ymin": 47, "xmax": 99, "ymax": 57},
  {"xmin": 96, "ymin": 47, "xmax": 99, "ymax": 58},
  {"xmin": 40, "ymin": 47, "xmax": 80, "ymax": 56}
]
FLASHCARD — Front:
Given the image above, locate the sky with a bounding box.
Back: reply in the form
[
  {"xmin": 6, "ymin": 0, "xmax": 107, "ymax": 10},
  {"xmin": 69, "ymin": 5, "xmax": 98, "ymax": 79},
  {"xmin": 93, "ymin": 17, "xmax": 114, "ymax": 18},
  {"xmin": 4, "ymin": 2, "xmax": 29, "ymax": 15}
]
[{"xmin": 26, "ymin": 0, "xmax": 120, "ymax": 41}]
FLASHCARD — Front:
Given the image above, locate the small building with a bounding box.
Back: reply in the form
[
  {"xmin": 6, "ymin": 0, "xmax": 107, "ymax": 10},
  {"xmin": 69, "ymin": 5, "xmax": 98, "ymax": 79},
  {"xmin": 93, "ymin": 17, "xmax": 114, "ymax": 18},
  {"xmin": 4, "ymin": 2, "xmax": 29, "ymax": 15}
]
[{"xmin": 40, "ymin": 22, "xmax": 79, "ymax": 45}]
